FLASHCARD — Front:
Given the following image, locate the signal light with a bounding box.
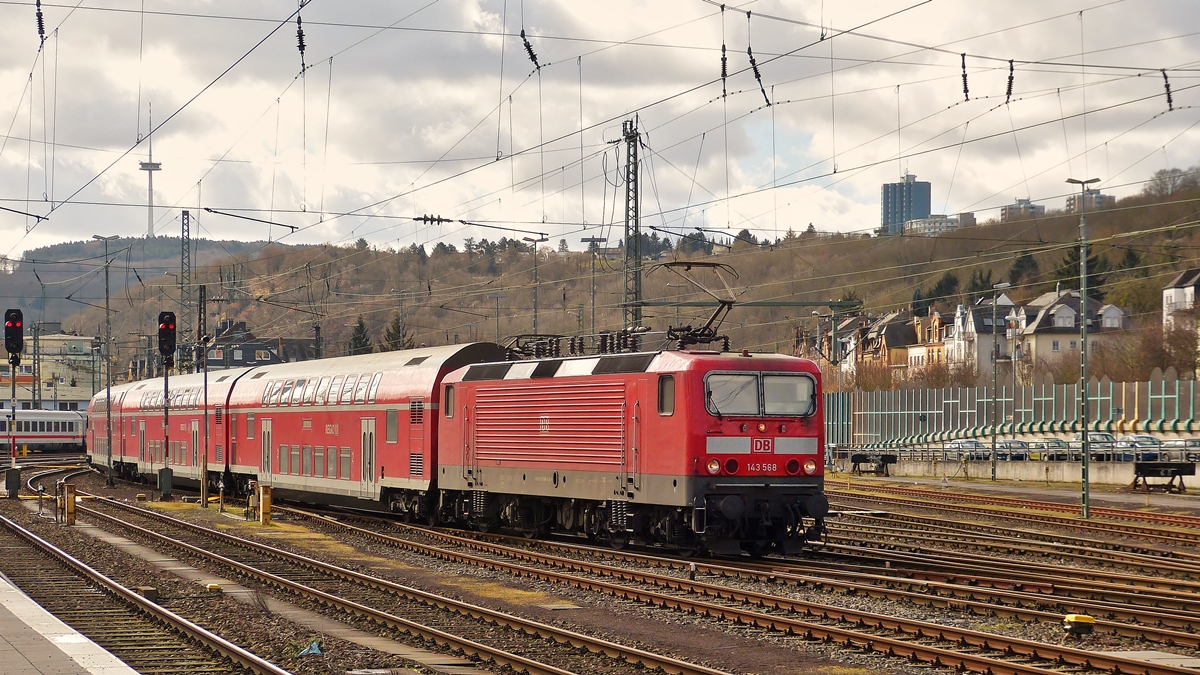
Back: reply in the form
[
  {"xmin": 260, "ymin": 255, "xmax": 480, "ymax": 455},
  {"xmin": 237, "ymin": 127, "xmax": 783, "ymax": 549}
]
[
  {"xmin": 4, "ymin": 309, "xmax": 23, "ymax": 355},
  {"xmin": 157, "ymin": 311, "xmax": 177, "ymax": 356}
]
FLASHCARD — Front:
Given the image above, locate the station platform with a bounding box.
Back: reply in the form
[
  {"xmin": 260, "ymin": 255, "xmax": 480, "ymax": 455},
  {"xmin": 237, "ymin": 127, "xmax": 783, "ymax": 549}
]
[{"xmin": 0, "ymin": 574, "xmax": 136, "ymax": 675}]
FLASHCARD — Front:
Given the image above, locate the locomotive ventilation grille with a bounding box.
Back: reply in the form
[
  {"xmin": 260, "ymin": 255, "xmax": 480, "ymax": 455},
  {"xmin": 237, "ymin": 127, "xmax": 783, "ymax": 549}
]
[
  {"xmin": 409, "ymin": 452, "xmax": 424, "ymax": 476},
  {"xmin": 410, "ymin": 399, "xmax": 424, "ymax": 425}
]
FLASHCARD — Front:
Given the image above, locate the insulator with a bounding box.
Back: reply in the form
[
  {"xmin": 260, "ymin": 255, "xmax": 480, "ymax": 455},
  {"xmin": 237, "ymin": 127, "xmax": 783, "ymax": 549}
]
[
  {"xmin": 1005, "ymin": 60, "xmax": 1014, "ymax": 104},
  {"xmin": 720, "ymin": 43, "xmax": 727, "ymax": 79},
  {"xmin": 1163, "ymin": 69, "xmax": 1174, "ymax": 111},
  {"xmin": 599, "ymin": 332, "xmax": 609, "ymax": 353},
  {"xmin": 296, "ymin": 16, "xmax": 306, "ymax": 55},
  {"xmin": 961, "ymin": 53, "xmax": 969, "ymax": 101},
  {"xmin": 520, "ymin": 29, "xmax": 539, "ymax": 69},
  {"xmin": 748, "ymin": 47, "xmax": 761, "ymax": 81},
  {"xmin": 35, "ymin": 0, "xmax": 44, "ymax": 40}
]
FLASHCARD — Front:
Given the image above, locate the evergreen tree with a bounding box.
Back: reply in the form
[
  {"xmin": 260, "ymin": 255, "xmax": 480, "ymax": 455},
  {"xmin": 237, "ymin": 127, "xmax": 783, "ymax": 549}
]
[
  {"xmin": 1051, "ymin": 247, "xmax": 1110, "ymax": 300},
  {"xmin": 963, "ymin": 269, "xmax": 994, "ymax": 303},
  {"xmin": 379, "ymin": 312, "xmax": 414, "ymax": 352},
  {"xmin": 1008, "ymin": 251, "xmax": 1039, "ymax": 285},
  {"xmin": 928, "ymin": 271, "xmax": 960, "ymax": 303},
  {"xmin": 348, "ymin": 316, "xmax": 373, "ymax": 355}
]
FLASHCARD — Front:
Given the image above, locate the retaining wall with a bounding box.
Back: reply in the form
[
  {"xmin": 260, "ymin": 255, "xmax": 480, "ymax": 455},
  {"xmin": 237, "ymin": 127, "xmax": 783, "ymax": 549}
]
[{"xmin": 887, "ymin": 459, "xmax": 1138, "ymax": 485}]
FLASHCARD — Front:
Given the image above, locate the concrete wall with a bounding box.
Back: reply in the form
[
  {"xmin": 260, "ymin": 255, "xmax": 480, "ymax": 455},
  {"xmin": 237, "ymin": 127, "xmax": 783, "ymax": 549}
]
[{"xmin": 888, "ymin": 459, "xmax": 1138, "ymax": 485}]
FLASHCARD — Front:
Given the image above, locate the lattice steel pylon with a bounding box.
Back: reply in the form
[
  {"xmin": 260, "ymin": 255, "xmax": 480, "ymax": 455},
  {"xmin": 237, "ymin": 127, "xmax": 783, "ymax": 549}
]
[
  {"xmin": 622, "ymin": 119, "xmax": 642, "ymax": 331},
  {"xmin": 179, "ymin": 210, "xmax": 194, "ymax": 371}
]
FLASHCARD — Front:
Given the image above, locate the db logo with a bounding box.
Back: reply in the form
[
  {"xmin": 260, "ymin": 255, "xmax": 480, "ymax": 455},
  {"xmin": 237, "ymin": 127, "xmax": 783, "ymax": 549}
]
[
  {"xmin": 752, "ymin": 438, "xmax": 773, "ymax": 453},
  {"xmin": 538, "ymin": 415, "xmax": 550, "ymax": 433}
]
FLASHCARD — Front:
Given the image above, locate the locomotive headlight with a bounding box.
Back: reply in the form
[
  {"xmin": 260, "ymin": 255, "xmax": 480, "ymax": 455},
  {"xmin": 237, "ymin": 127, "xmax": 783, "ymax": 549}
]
[
  {"xmin": 803, "ymin": 459, "xmax": 818, "ymax": 475},
  {"xmin": 757, "ymin": 422, "xmax": 767, "ymax": 433},
  {"xmin": 706, "ymin": 458, "xmax": 721, "ymax": 474}
]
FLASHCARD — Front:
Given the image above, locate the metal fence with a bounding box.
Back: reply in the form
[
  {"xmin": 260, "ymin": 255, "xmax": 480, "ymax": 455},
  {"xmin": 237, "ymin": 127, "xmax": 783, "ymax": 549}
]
[{"xmin": 824, "ymin": 369, "xmax": 1199, "ymax": 449}]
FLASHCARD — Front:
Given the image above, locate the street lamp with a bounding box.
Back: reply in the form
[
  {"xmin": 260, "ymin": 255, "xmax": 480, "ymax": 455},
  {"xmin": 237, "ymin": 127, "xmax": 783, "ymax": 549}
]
[
  {"xmin": 1067, "ymin": 176, "xmax": 1100, "ymax": 519},
  {"xmin": 523, "ymin": 236, "xmax": 549, "ymax": 334},
  {"xmin": 990, "ymin": 281, "xmax": 1011, "ymax": 482},
  {"xmin": 93, "ymin": 234, "xmax": 118, "ymax": 487}
]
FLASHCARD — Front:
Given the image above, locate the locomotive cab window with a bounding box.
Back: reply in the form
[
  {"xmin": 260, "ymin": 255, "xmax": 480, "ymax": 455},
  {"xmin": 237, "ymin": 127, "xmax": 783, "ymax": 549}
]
[
  {"xmin": 763, "ymin": 374, "xmax": 816, "ymax": 416},
  {"xmin": 386, "ymin": 410, "xmax": 399, "ymax": 444},
  {"xmin": 658, "ymin": 375, "xmax": 675, "ymax": 416},
  {"xmin": 444, "ymin": 386, "xmax": 454, "ymax": 417},
  {"xmin": 705, "ymin": 374, "xmax": 759, "ymax": 416}
]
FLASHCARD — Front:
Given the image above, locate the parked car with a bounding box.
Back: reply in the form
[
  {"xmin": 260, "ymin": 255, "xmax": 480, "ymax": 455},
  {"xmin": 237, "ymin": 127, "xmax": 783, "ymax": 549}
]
[
  {"xmin": 1162, "ymin": 438, "xmax": 1200, "ymax": 462},
  {"xmin": 1070, "ymin": 432, "xmax": 1118, "ymax": 460},
  {"xmin": 1117, "ymin": 435, "xmax": 1163, "ymax": 461},
  {"xmin": 995, "ymin": 439, "xmax": 1029, "ymax": 461},
  {"xmin": 945, "ymin": 439, "xmax": 989, "ymax": 460},
  {"xmin": 1029, "ymin": 437, "xmax": 1070, "ymax": 461}
]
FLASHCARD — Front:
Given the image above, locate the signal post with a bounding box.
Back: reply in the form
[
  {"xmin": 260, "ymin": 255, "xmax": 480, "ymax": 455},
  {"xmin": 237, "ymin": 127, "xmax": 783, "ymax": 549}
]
[
  {"xmin": 4, "ymin": 309, "xmax": 23, "ymax": 497},
  {"xmin": 158, "ymin": 312, "xmax": 177, "ymax": 498}
]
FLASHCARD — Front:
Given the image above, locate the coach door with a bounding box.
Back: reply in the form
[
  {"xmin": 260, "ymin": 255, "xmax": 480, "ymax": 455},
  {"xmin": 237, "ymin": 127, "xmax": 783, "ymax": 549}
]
[
  {"xmin": 116, "ymin": 393, "xmax": 127, "ymax": 460},
  {"xmin": 261, "ymin": 419, "xmax": 273, "ymax": 481},
  {"xmin": 139, "ymin": 420, "xmax": 146, "ymax": 465},
  {"xmin": 191, "ymin": 420, "xmax": 200, "ymax": 469},
  {"xmin": 360, "ymin": 418, "xmax": 376, "ymax": 498}
]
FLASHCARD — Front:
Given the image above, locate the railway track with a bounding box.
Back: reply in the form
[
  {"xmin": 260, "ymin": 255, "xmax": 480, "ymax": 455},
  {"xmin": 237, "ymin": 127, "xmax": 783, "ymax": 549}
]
[
  {"xmin": 828, "ymin": 488, "xmax": 1200, "ymax": 552},
  {"xmin": 830, "ymin": 482, "xmax": 1200, "ymax": 528},
  {"xmin": 259, "ymin": 505, "xmax": 1200, "ymax": 675},
  {"xmin": 0, "ymin": 514, "xmax": 290, "ymax": 675},
  {"xmin": 377, "ymin": 512, "xmax": 1200, "ymax": 645},
  {"xmin": 76, "ymin": 495, "xmax": 730, "ymax": 675}
]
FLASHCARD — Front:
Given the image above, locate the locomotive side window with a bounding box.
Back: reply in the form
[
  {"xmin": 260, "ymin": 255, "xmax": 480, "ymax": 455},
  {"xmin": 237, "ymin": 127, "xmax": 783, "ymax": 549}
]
[
  {"xmin": 658, "ymin": 375, "xmax": 675, "ymax": 416},
  {"xmin": 326, "ymin": 377, "xmax": 343, "ymax": 405},
  {"xmin": 763, "ymin": 374, "xmax": 816, "ymax": 416},
  {"xmin": 386, "ymin": 410, "xmax": 399, "ymax": 444},
  {"xmin": 444, "ymin": 386, "xmax": 454, "ymax": 417},
  {"xmin": 705, "ymin": 374, "xmax": 759, "ymax": 416},
  {"xmin": 314, "ymin": 377, "xmax": 332, "ymax": 404}
]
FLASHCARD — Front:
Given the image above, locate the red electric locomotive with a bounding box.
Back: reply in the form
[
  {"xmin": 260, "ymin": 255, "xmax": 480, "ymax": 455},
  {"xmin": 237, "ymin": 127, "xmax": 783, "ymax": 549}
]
[{"xmin": 88, "ymin": 341, "xmax": 827, "ymax": 554}]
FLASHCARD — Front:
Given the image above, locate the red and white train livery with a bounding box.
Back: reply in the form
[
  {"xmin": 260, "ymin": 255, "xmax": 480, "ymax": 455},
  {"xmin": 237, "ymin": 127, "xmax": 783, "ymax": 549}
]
[{"xmin": 88, "ymin": 342, "xmax": 827, "ymax": 553}]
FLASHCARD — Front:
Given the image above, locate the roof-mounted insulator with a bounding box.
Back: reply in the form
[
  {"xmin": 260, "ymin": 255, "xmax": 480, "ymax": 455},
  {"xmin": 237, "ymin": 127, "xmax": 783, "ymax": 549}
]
[
  {"xmin": 520, "ymin": 29, "xmax": 539, "ymax": 69},
  {"xmin": 35, "ymin": 0, "xmax": 45, "ymax": 43},
  {"xmin": 961, "ymin": 53, "xmax": 969, "ymax": 101},
  {"xmin": 296, "ymin": 15, "xmax": 306, "ymax": 70},
  {"xmin": 1162, "ymin": 69, "xmax": 1174, "ymax": 111},
  {"xmin": 1005, "ymin": 59, "xmax": 1014, "ymax": 104}
]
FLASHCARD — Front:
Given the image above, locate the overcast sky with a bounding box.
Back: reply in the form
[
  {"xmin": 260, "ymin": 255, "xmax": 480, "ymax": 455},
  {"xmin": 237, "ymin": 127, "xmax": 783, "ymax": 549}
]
[{"xmin": 1, "ymin": 0, "xmax": 1197, "ymax": 260}]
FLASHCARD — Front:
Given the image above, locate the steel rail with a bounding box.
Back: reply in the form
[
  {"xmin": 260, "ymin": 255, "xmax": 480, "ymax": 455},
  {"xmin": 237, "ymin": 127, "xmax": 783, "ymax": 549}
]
[
  {"xmin": 0, "ymin": 514, "xmax": 294, "ymax": 675},
  {"xmin": 77, "ymin": 498, "xmax": 729, "ymax": 675},
  {"xmin": 266, "ymin": 507, "xmax": 1200, "ymax": 675},
  {"xmin": 828, "ymin": 488, "xmax": 1200, "ymax": 549},
  {"xmin": 832, "ymin": 482, "xmax": 1200, "ymax": 528}
]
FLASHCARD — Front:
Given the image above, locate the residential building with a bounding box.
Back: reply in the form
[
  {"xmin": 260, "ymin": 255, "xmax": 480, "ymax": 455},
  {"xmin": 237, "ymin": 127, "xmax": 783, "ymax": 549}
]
[
  {"xmin": 905, "ymin": 312, "xmax": 947, "ymax": 377},
  {"xmin": 945, "ymin": 294, "xmax": 1014, "ymax": 384},
  {"xmin": 857, "ymin": 310, "xmax": 918, "ymax": 373},
  {"xmin": 1066, "ymin": 189, "xmax": 1115, "ymax": 214},
  {"xmin": 1006, "ymin": 289, "xmax": 1129, "ymax": 376},
  {"xmin": 0, "ymin": 325, "xmax": 100, "ymax": 411},
  {"xmin": 881, "ymin": 173, "xmax": 931, "ymax": 236},
  {"xmin": 904, "ymin": 212, "xmax": 976, "ymax": 236},
  {"xmin": 1162, "ymin": 268, "xmax": 1200, "ymax": 330},
  {"xmin": 999, "ymin": 198, "xmax": 1045, "ymax": 222}
]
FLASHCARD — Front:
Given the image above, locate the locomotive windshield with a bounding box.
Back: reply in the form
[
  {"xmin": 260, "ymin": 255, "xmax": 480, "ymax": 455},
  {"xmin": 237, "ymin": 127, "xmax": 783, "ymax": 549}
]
[{"xmin": 705, "ymin": 372, "xmax": 816, "ymax": 417}]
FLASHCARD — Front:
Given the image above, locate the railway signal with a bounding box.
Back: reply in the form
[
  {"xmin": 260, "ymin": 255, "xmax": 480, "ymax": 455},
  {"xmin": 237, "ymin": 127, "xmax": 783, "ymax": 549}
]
[
  {"xmin": 4, "ymin": 309, "xmax": 22, "ymax": 355},
  {"xmin": 157, "ymin": 311, "xmax": 177, "ymax": 356}
]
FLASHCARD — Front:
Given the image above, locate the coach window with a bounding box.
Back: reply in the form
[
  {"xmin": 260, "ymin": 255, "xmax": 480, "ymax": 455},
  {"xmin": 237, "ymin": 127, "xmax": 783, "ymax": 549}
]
[
  {"xmin": 279, "ymin": 443, "xmax": 290, "ymax": 474},
  {"xmin": 340, "ymin": 375, "xmax": 359, "ymax": 404},
  {"xmin": 326, "ymin": 376, "xmax": 343, "ymax": 405},
  {"xmin": 303, "ymin": 445, "xmax": 313, "ymax": 475},
  {"xmin": 354, "ymin": 375, "xmax": 370, "ymax": 404},
  {"xmin": 658, "ymin": 375, "xmax": 675, "ymax": 416},
  {"xmin": 246, "ymin": 413, "xmax": 255, "ymax": 439},
  {"xmin": 367, "ymin": 373, "xmax": 383, "ymax": 403},
  {"xmin": 314, "ymin": 447, "xmax": 325, "ymax": 477},
  {"xmin": 279, "ymin": 380, "xmax": 296, "ymax": 406},
  {"xmin": 314, "ymin": 377, "xmax": 332, "ymax": 404},
  {"xmin": 444, "ymin": 386, "xmax": 454, "ymax": 417},
  {"xmin": 291, "ymin": 379, "xmax": 308, "ymax": 405},
  {"xmin": 386, "ymin": 410, "xmax": 399, "ymax": 444},
  {"xmin": 302, "ymin": 378, "xmax": 318, "ymax": 405},
  {"xmin": 268, "ymin": 381, "xmax": 285, "ymax": 406},
  {"xmin": 327, "ymin": 447, "xmax": 337, "ymax": 478},
  {"xmin": 339, "ymin": 447, "xmax": 351, "ymax": 479},
  {"xmin": 230, "ymin": 414, "xmax": 237, "ymax": 440}
]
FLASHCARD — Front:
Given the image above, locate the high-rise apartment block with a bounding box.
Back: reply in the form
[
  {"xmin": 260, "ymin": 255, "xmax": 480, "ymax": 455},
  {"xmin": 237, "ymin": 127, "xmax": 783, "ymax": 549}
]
[{"xmin": 881, "ymin": 173, "xmax": 931, "ymax": 235}]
